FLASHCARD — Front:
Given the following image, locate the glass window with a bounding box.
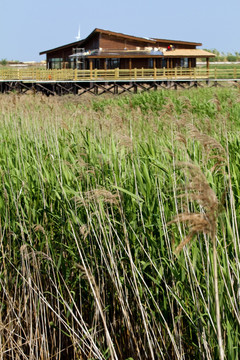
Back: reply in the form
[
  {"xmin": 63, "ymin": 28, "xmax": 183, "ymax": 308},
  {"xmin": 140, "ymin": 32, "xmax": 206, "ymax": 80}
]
[
  {"xmin": 107, "ymin": 58, "xmax": 120, "ymax": 69},
  {"xmin": 49, "ymin": 58, "xmax": 63, "ymax": 69},
  {"xmin": 180, "ymin": 58, "xmax": 188, "ymax": 68},
  {"xmin": 162, "ymin": 59, "xmax": 167, "ymax": 68},
  {"xmin": 148, "ymin": 58, "xmax": 153, "ymax": 68}
]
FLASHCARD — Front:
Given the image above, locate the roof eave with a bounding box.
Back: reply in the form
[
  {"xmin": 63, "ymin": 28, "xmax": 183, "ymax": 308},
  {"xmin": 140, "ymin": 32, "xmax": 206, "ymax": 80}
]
[
  {"xmin": 39, "ymin": 39, "xmax": 85, "ymax": 55},
  {"xmin": 88, "ymin": 54, "xmax": 164, "ymax": 59}
]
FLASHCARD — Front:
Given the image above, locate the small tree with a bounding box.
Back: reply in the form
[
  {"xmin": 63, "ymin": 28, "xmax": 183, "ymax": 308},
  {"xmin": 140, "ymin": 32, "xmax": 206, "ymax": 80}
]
[{"xmin": 0, "ymin": 59, "xmax": 7, "ymax": 66}]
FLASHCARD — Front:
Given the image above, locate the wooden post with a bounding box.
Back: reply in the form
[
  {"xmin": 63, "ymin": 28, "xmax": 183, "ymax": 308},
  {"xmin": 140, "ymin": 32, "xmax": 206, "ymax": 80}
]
[
  {"xmin": 167, "ymin": 59, "xmax": 169, "ymax": 69},
  {"xmin": 206, "ymin": 57, "xmax": 210, "ymax": 70},
  {"xmin": 104, "ymin": 59, "xmax": 107, "ymax": 71},
  {"xmin": 129, "ymin": 59, "xmax": 132, "ymax": 78},
  {"xmin": 129, "ymin": 58, "xmax": 132, "ymax": 70},
  {"xmin": 206, "ymin": 57, "xmax": 209, "ymax": 78},
  {"xmin": 234, "ymin": 67, "xmax": 237, "ymax": 79},
  {"xmin": 90, "ymin": 59, "xmax": 93, "ymax": 79},
  {"xmin": 115, "ymin": 68, "xmax": 119, "ymax": 80}
]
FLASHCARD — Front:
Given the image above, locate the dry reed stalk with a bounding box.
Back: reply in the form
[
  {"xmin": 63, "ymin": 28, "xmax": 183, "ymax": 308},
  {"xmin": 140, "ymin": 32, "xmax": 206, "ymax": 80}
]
[
  {"xmin": 74, "ymin": 188, "xmax": 119, "ymax": 207},
  {"xmin": 169, "ymin": 161, "xmax": 225, "ymax": 359}
]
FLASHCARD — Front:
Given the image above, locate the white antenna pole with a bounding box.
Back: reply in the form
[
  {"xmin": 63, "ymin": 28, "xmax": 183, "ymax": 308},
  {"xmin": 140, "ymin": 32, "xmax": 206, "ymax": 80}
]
[{"xmin": 75, "ymin": 25, "xmax": 81, "ymax": 41}]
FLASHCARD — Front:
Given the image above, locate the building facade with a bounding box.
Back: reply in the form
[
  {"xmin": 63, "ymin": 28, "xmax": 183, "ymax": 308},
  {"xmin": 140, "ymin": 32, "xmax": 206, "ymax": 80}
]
[{"xmin": 40, "ymin": 28, "xmax": 214, "ymax": 70}]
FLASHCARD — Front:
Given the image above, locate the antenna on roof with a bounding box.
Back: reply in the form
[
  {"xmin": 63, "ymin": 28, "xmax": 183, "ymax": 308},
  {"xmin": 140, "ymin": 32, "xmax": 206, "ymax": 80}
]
[{"xmin": 75, "ymin": 25, "xmax": 81, "ymax": 41}]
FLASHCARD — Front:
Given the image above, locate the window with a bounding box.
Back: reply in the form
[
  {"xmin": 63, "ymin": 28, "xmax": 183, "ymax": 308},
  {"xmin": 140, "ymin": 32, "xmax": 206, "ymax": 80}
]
[
  {"xmin": 180, "ymin": 58, "xmax": 188, "ymax": 68},
  {"xmin": 162, "ymin": 59, "xmax": 167, "ymax": 68},
  {"xmin": 49, "ymin": 58, "xmax": 63, "ymax": 69},
  {"xmin": 93, "ymin": 59, "xmax": 100, "ymax": 69},
  {"xmin": 148, "ymin": 58, "xmax": 153, "ymax": 68},
  {"xmin": 107, "ymin": 58, "xmax": 120, "ymax": 69}
]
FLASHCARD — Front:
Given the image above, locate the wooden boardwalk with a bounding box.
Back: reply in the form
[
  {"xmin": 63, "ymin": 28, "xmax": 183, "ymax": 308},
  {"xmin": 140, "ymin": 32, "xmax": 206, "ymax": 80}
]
[{"xmin": 0, "ymin": 68, "xmax": 239, "ymax": 96}]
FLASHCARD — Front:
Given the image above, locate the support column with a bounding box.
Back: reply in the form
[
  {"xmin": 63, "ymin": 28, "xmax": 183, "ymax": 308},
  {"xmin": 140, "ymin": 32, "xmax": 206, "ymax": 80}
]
[
  {"xmin": 206, "ymin": 57, "xmax": 210, "ymax": 70},
  {"xmin": 129, "ymin": 58, "xmax": 132, "ymax": 70},
  {"xmin": 206, "ymin": 57, "xmax": 210, "ymax": 78},
  {"xmin": 90, "ymin": 59, "xmax": 93, "ymax": 79}
]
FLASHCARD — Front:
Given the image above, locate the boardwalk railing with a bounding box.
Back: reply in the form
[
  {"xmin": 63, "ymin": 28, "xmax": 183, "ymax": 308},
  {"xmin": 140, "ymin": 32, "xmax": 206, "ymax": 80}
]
[{"xmin": 0, "ymin": 67, "xmax": 240, "ymax": 81}]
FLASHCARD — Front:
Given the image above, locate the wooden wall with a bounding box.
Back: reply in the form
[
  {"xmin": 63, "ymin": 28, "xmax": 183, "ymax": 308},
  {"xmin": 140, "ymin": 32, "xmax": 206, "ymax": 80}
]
[
  {"xmin": 100, "ymin": 34, "xmax": 153, "ymax": 50},
  {"xmin": 155, "ymin": 41, "xmax": 196, "ymax": 49}
]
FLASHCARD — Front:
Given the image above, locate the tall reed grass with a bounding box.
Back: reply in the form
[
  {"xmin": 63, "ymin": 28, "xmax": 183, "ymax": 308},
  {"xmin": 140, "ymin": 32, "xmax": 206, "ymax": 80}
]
[{"xmin": 0, "ymin": 88, "xmax": 240, "ymax": 359}]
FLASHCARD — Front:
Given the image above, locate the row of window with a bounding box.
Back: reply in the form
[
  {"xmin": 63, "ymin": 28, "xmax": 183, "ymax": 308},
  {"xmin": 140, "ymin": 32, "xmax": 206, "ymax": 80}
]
[{"xmin": 49, "ymin": 58, "xmax": 189, "ymax": 70}]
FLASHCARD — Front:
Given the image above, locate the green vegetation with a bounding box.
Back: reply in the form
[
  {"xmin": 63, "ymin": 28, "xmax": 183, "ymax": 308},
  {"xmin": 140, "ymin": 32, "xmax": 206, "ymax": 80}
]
[
  {"xmin": 0, "ymin": 58, "xmax": 7, "ymax": 66},
  {"xmin": 0, "ymin": 89, "xmax": 240, "ymax": 359},
  {"xmin": 202, "ymin": 49, "xmax": 240, "ymax": 62}
]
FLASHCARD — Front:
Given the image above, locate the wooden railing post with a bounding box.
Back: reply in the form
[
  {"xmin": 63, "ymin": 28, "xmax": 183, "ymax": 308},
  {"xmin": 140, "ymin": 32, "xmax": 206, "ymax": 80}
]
[
  {"xmin": 194, "ymin": 67, "xmax": 197, "ymax": 79},
  {"xmin": 115, "ymin": 68, "xmax": 119, "ymax": 80},
  {"xmin": 89, "ymin": 60, "xmax": 93, "ymax": 80},
  {"xmin": 134, "ymin": 68, "xmax": 137, "ymax": 80},
  {"xmin": 154, "ymin": 67, "xmax": 157, "ymax": 79},
  {"xmin": 214, "ymin": 67, "xmax": 217, "ymax": 79}
]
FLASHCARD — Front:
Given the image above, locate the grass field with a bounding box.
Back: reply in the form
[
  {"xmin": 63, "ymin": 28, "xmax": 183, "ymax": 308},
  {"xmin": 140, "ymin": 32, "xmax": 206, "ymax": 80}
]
[{"xmin": 0, "ymin": 88, "xmax": 240, "ymax": 359}]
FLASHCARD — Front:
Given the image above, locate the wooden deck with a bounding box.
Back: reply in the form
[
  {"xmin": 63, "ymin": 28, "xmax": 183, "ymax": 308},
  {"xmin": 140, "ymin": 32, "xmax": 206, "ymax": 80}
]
[
  {"xmin": 0, "ymin": 67, "xmax": 240, "ymax": 82},
  {"xmin": 0, "ymin": 68, "xmax": 239, "ymax": 96}
]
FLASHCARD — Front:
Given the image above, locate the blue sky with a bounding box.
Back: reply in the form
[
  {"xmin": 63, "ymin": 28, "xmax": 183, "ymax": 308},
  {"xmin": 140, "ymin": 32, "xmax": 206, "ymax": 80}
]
[{"xmin": 0, "ymin": 0, "xmax": 239, "ymax": 61}]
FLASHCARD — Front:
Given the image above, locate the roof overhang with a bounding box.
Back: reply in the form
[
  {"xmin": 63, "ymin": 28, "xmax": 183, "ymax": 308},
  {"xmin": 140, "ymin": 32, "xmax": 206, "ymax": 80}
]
[
  {"xmin": 40, "ymin": 40, "xmax": 85, "ymax": 55},
  {"xmin": 88, "ymin": 54, "xmax": 164, "ymax": 59},
  {"xmin": 163, "ymin": 49, "xmax": 215, "ymax": 58}
]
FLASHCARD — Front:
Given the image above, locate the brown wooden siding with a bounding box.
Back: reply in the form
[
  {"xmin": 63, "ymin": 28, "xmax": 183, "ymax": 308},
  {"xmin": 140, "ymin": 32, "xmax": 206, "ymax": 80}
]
[
  {"xmin": 155, "ymin": 41, "xmax": 196, "ymax": 49},
  {"xmin": 100, "ymin": 34, "xmax": 153, "ymax": 50},
  {"xmin": 85, "ymin": 33, "xmax": 100, "ymax": 50},
  {"xmin": 131, "ymin": 58, "xmax": 149, "ymax": 68}
]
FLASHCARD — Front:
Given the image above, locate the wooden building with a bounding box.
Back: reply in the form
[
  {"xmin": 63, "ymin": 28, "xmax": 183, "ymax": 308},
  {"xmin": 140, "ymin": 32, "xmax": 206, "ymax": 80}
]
[{"xmin": 40, "ymin": 28, "xmax": 214, "ymax": 71}]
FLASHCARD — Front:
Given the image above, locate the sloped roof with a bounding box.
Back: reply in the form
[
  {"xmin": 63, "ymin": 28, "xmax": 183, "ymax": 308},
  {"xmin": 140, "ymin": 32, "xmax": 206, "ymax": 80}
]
[
  {"xmin": 164, "ymin": 49, "xmax": 215, "ymax": 58},
  {"xmin": 93, "ymin": 28, "xmax": 201, "ymax": 46},
  {"xmin": 40, "ymin": 28, "xmax": 202, "ymax": 55}
]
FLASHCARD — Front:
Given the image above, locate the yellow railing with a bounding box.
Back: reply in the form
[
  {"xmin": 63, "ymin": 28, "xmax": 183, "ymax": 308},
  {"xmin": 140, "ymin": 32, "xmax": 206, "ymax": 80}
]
[{"xmin": 0, "ymin": 68, "xmax": 240, "ymax": 81}]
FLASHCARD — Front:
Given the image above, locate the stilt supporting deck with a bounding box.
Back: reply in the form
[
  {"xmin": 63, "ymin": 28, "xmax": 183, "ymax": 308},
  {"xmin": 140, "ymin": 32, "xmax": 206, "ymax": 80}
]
[{"xmin": 0, "ymin": 79, "xmax": 239, "ymax": 96}]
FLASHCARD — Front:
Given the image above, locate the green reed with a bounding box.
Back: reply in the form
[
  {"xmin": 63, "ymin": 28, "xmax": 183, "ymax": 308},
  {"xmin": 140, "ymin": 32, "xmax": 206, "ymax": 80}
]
[{"xmin": 0, "ymin": 87, "xmax": 240, "ymax": 359}]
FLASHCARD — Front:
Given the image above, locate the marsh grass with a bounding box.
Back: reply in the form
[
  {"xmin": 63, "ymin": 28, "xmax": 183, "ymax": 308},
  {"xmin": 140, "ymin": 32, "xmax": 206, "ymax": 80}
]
[{"xmin": 0, "ymin": 88, "xmax": 240, "ymax": 359}]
